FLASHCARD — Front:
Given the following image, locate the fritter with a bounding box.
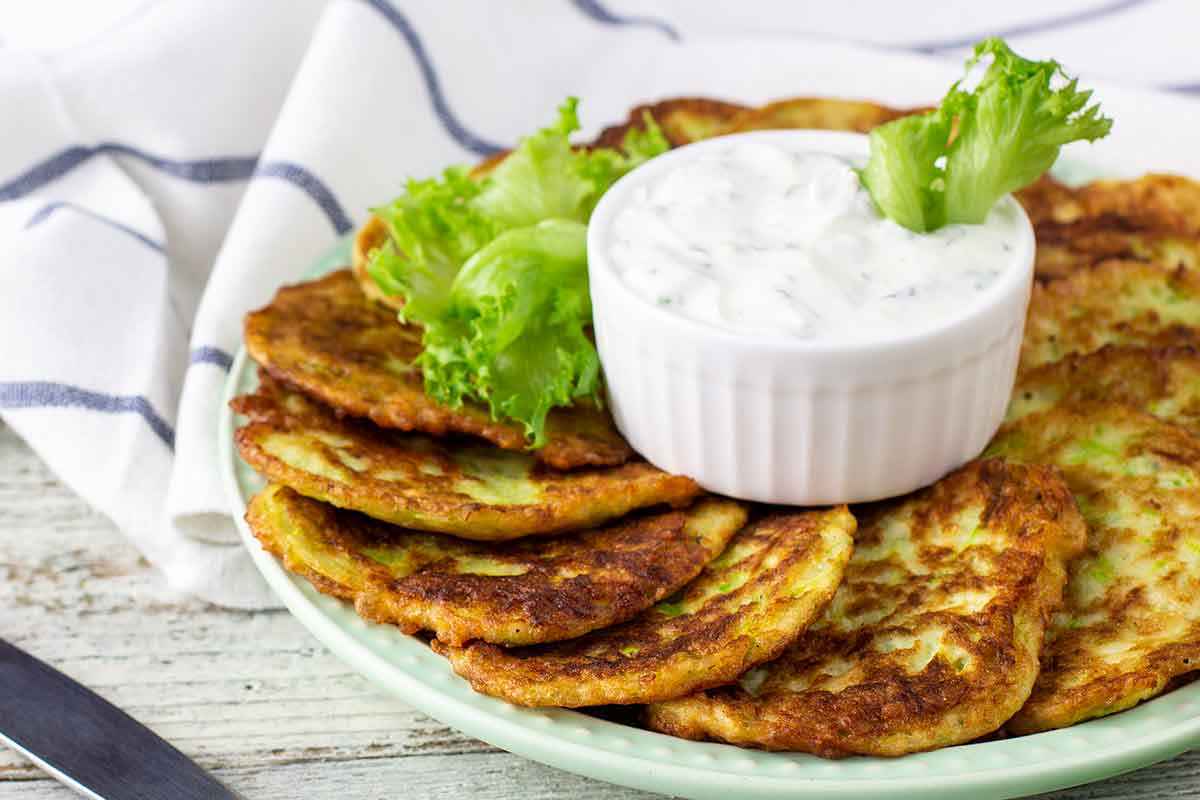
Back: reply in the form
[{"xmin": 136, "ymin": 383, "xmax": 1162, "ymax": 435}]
[
  {"xmin": 1016, "ymin": 174, "xmax": 1200, "ymax": 281},
  {"xmin": 1015, "ymin": 175, "xmax": 1084, "ymax": 228},
  {"xmin": 1010, "ymin": 344, "xmax": 1200, "ymax": 431},
  {"xmin": 1077, "ymin": 174, "xmax": 1200, "ymax": 237},
  {"xmin": 436, "ymin": 506, "xmax": 856, "ymax": 707},
  {"xmin": 351, "ymin": 214, "xmax": 399, "ymax": 309},
  {"xmin": 1032, "ymin": 224, "xmax": 1200, "ymax": 282},
  {"xmin": 647, "ymin": 459, "xmax": 1085, "ymax": 758},
  {"xmin": 248, "ymin": 484, "xmax": 745, "ymax": 646},
  {"xmin": 987, "ymin": 403, "xmax": 1200, "ymax": 734},
  {"xmin": 591, "ymin": 97, "xmax": 749, "ymax": 148},
  {"xmin": 1017, "ymin": 174, "xmax": 1200, "ymax": 235},
  {"xmin": 1020, "ymin": 260, "xmax": 1200, "ymax": 373},
  {"xmin": 232, "ymin": 375, "xmax": 698, "ymax": 540},
  {"xmin": 243, "ymin": 269, "xmax": 634, "ymax": 470},
  {"xmin": 723, "ymin": 97, "xmax": 910, "ymax": 134}
]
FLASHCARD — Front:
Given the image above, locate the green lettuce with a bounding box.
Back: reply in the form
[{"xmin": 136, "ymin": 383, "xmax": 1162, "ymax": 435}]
[
  {"xmin": 367, "ymin": 166, "xmax": 497, "ymax": 321},
  {"xmin": 861, "ymin": 38, "xmax": 1112, "ymax": 232},
  {"xmin": 367, "ymin": 98, "xmax": 668, "ymax": 444}
]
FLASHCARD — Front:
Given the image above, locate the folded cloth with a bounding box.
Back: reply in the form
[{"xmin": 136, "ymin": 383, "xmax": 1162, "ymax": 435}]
[{"xmin": 1, "ymin": 0, "xmax": 1197, "ymax": 608}]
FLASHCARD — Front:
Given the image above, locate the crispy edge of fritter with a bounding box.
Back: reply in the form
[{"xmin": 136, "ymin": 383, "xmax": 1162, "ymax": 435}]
[
  {"xmin": 646, "ymin": 459, "xmax": 1086, "ymax": 758},
  {"xmin": 591, "ymin": 96, "xmax": 749, "ymax": 148},
  {"xmin": 232, "ymin": 377, "xmax": 699, "ymax": 541},
  {"xmin": 434, "ymin": 506, "xmax": 856, "ymax": 707},
  {"xmin": 722, "ymin": 97, "xmax": 913, "ymax": 134},
  {"xmin": 1008, "ymin": 647, "xmax": 1200, "ymax": 736},
  {"xmin": 989, "ymin": 403, "xmax": 1200, "ymax": 734},
  {"xmin": 1008, "ymin": 343, "xmax": 1200, "ymax": 428},
  {"xmin": 1018, "ymin": 173, "xmax": 1200, "ymax": 235},
  {"xmin": 242, "ymin": 269, "xmax": 635, "ymax": 471},
  {"xmin": 247, "ymin": 484, "xmax": 746, "ymax": 646},
  {"xmin": 1078, "ymin": 174, "xmax": 1200, "ymax": 237},
  {"xmin": 1016, "ymin": 174, "xmax": 1085, "ymax": 229},
  {"xmin": 1020, "ymin": 259, "xmax": 1200, "ymax": 374},
  {"xmin": 1030, "ymin": 220, "xmax": 1200, "ymax": 282},
  {"xmin": 1018, "ymin": 174, "xmax": 1200, "ymax": 282},
  {"xmin": 352, "ymin": 215, "xmax": 401, "ymax": 310}
]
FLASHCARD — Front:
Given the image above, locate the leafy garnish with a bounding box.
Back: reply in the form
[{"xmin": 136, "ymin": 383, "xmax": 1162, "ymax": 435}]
[
  {"xmin": 368, "ymin": 99, "xmax": 669, "ymax": 444},
  {"xmin": 421, "ymin": 220, "xmax": 596, "ymax": 445},
  {"xmin": 861, "ymin": 38, "xmax": 1112, "ymax": 232},
  {"xmin": 368, "ymin": 167, "xmax": 496, "ymax": 321}
]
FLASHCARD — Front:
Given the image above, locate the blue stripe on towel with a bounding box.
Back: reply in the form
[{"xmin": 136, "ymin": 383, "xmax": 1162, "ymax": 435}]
[
  {"xmin": 99, "ymin": 143, "xmax": 260, "ymax": 182},
  {"xmin": 2, "ymin": 145, "xmax": 353, "ymax": 238},
  {"xmin": 361, "ymin": 0, "xmax": 506, "ymax": 156},
  {"xmin": 188, "ymin": 346, "xmax": 234, "ymax": 371},
  {"xmin": 254, "ymin": 161, "xmax": 354, "ymax": 235},
  {"xmin": 0, "ymin": 144, "xmax": 258, "ymax": 202},
  {"xmin": 26, "ymin": 201, "xmax": 166, "ymax": 253},
  {"xmin": 571, "ymin": 0, "xmax": 681, "ymax": 41},
  {"xmin": 910, "ymin": 0, "xmax": 1150, "ymax": 52},
  {"xmin": 0, "ymin": 381, "xmax": 175, "ymax": 449}
]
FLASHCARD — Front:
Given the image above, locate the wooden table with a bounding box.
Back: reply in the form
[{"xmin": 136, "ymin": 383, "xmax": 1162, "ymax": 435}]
[{"xmin": 2, "ymin": 421, "xmax": 1198, "ymax": 799}]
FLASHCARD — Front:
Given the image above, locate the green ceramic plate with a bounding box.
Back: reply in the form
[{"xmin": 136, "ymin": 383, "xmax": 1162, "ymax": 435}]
[
  {"xmin": 222, "ymin": 66, "xmax": 1200, "ymax": 791},
  {"xmin": 220, "ymin": 240, "xmax": 1200, "ymax": 800}
]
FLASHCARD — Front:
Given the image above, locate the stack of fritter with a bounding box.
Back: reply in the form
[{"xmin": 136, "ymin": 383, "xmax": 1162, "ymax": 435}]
[
  {"xmin": 234, "ymin": 96, "xmax": 1200, "ymax": 759},
  {"xmin": 234, "ymin": 258, "xmax": 859, "ymax": 707},
  {"xmin": 986, "ymin": 173, "xmax": 1200, "ymax": 734}
]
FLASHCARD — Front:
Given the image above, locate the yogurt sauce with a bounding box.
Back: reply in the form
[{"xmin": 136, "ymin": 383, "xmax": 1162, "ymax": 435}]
[{"xmin": 605, "ymin": 140, "xmax": 1024, "ymax": 341}]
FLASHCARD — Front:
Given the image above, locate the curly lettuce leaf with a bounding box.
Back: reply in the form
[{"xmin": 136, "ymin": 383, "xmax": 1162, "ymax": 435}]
[
  {"xmin": 858, "ymin": 104, "xmax": 957, "ymax": 233},
  {"xmin": 367, "ymin": 166, "xmax": 497, "ymax": 321},
  {"xmin": 861, "ymin": 38, "xmax": 1111, "ymax": 232},
  {"xmin": 419, "ymin": 220, "xmax": 597, "ymax": 445},
  {"xmin": 366, "ymin": 98, "xmax": 668, "ymax": 444},
  {"xmin": 943, "ymin": 39, "xmax": 1113, "ymax": 224},
  {"xmin": 474, "ymin": 99, "xmax": 669, "ymax": 227}
]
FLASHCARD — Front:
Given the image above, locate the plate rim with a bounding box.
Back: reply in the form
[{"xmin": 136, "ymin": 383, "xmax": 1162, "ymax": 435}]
[{"xmin": 219, "ymin": 253, "xmax": 1200, "ymax": 800}]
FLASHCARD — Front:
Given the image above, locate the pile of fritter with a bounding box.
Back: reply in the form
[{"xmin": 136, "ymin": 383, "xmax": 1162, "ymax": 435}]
[{"xmin": 233, "ymin": 96, "xmax": 1200, "ymax": 758}]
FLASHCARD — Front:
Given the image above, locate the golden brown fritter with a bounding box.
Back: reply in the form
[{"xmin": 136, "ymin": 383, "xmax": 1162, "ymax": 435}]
[
  {"xmin": 723, "ymin": 97, "xmax": 912, "ymax": 134},
  {"xmin": 1018, "ymin": 174, "xmax": 1200, "ymax": 235},
  {"xmin": 1077, "ymin": 175, "xmax": 1200, "ymax": 237},
  {"xmin": 243, "ymin": 270, "xmax": 634, "ymax": 470},
  {"xmin": 247, "ymin": 484, "xmax": 745, "ymax": 646},
  {"xmin": 986, "ymin": 403, "xmax": 1200, "ymax": 734},
  {"xmin": 1009, "ymin": 344, "xmax": 1200, "ymax": 431},
  {"xmin": 232, "ymin": 375, "xmax": 698, "ymax": 541},
  {"xmin": 1016, "ymin": 174, "xmax": 1200, "ymax": 282},
  {"xmin": 436, "ymin": 506, "xmax": 856, "ymax": 707},
  {"xmin": 1032, "ymin": 224, "xmax": 1200, "ymax": 282},
  {"xmin": 1020, "ymin": 260, "xmax": 1200, "ymax": 373},
  {"xmin": 591, "ymin": 97, "xmax": 749, "ymax": 148},
  {"xmin": 351, "ymin": 215, "xmax": 399, "ymax": 308},
  {"xmin": 647, "ymin": 459, "xmax": 1085, "ymax": 758},
  {"xmin": 1016, "ymin": 174, "xmax": 1085, "ymax": 228}
]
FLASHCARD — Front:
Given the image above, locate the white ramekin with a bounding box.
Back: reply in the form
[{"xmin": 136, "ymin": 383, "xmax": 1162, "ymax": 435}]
[{"xmin": 587, "ymin": 130, "xmax": 1036, "ymax": 505}]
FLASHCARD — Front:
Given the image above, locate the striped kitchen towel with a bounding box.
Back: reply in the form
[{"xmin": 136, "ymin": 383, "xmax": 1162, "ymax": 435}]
[{"xmin": 1, "ymin": 0, "xmax": 1197, "ymax": 608}]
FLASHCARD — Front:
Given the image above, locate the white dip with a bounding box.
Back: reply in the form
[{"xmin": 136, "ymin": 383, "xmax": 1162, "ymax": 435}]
[{"xmin": 605, "ymin": 140, "xmax": 1023, "ymax": 340}]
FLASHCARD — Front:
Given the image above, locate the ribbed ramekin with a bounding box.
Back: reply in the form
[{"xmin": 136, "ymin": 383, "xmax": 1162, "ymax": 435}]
[{"xmin": 587, "ymin": 130, "xmax": 1036, "ymax": 505}]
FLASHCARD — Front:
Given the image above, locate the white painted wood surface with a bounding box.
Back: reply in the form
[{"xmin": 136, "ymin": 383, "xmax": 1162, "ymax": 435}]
[{"xmin": 1, "ymin": 419, "xmax": 1198, "ymax": 800}]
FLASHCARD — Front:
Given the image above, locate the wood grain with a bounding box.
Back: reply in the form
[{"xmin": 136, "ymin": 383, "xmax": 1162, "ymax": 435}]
[{"xmin": 0, "ymin": 419, "xmax": 1196, "ymax": 799}]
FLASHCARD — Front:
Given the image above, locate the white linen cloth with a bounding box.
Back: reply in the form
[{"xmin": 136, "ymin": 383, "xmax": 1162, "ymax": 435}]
[{"xmin": 2, "ymin": 0, "xmax": 1198, "ymax": 608}]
